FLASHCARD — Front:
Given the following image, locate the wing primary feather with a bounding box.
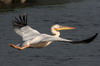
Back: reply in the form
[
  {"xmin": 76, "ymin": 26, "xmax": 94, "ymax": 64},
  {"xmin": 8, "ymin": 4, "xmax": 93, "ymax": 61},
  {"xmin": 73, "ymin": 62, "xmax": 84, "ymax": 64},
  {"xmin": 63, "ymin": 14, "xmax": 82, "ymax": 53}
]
[
  {"xmin": 25, "ymin": 14, "xmax": 28, "ymax": 25},
  {"xmin": 70, "ymin": 33, "xmax": 98, "ymax": 44},
  {"xmin": 14, "ymin": 17, "xmax": 21, "ymax": 23},
  {"xmin": 23, "ymin": 14, "xmax": 28, "ymax": 25},
  {"xmin": 23, "ymin": 15, "xmax": 25, "ymax": 24},
  {"xmin": 19, "ymin": 15, "xmax": 24, "ymax": 23},
  {"xmin": 12, "ymin": 14, "xmax": 28, "ymax": 29}
]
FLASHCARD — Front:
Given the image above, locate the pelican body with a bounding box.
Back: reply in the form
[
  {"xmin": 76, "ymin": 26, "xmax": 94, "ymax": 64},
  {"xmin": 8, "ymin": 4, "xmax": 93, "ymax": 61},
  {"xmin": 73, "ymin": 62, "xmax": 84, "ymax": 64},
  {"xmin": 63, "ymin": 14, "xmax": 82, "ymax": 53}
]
[{"xmin": 9, "ymin": 14, "xmax": 98, "ymax": 50}]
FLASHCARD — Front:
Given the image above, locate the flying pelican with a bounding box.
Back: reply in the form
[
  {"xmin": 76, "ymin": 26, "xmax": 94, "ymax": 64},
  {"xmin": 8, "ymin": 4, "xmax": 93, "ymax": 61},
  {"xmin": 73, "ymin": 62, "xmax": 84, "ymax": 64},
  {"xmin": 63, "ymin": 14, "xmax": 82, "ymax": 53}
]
[{"xmin": 9, "ymin": 14, "xmax": 98, "ymax": 50}]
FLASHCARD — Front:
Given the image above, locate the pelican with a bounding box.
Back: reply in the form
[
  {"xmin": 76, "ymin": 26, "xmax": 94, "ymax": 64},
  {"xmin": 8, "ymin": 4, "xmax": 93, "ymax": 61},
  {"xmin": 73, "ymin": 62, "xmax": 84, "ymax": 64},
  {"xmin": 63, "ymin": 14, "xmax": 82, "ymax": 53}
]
[{"xmin": 9, "ymin": 14, "xmax": 98, "ymax": 50}]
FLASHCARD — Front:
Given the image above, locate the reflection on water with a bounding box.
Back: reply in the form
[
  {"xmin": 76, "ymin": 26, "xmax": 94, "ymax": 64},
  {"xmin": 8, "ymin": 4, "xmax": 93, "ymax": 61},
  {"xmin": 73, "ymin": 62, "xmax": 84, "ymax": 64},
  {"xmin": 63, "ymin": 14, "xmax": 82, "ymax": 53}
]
[{"xmin": 0, "ymin": 0, "xmax": 82, "ymax": 12}]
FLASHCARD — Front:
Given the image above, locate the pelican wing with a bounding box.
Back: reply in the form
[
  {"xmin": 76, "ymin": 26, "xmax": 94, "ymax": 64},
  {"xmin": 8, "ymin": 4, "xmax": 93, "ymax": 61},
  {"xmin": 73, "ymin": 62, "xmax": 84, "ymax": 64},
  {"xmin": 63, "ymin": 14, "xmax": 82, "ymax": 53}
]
[
  {"xmin": 22, "ymin": 33, "xmax": 98, "ymax": 46},
  {"xmin": 12, "ymin": 14, "xmax": 40, "ymax": 41},
  {"xmin": 40, "ymin": 33, "xmax": 98, "ymax": 44},
  {"xmin": 70, "ymin": 33, "xmax": 98, "ymax": 44}
]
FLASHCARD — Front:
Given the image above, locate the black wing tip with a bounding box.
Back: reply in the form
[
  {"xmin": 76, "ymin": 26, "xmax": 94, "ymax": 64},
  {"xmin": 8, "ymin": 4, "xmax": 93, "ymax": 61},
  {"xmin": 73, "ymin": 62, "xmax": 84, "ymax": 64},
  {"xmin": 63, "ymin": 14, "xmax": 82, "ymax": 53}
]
[
  {"xmin": 70, "ymin": 33, "xmax": 98, "ymax": 44},
  {"xmin": 12, "ymin": 14, "xmax": 28, "ymax": 28},
  {"xmin": 83, "ymin": 33, "xmax": 98, "ymax": 43}
]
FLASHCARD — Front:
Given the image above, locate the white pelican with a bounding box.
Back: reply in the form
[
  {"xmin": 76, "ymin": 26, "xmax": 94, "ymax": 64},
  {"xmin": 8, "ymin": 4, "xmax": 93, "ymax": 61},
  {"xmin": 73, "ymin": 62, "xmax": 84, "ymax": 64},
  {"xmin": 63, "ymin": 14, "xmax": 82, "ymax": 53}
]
[{"xmin": 9, "ymin": 14, "xmax": 98, "ymax": 50}]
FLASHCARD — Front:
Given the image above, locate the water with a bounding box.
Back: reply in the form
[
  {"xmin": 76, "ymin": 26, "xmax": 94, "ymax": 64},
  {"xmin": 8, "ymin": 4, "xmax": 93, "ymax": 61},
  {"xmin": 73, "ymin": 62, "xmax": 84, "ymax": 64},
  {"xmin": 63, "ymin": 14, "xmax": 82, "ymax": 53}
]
[{"xmin": 0, "ymin": 0, "xmax": 100, "ymax": 66}]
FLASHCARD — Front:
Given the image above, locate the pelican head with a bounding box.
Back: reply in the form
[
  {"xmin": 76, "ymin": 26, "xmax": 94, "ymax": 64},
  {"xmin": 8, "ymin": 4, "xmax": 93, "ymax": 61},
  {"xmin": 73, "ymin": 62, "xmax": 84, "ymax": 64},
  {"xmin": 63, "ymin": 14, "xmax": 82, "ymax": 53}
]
[{"xmin": 51, "ymin": 24, "xmax": 75, "ymax": 36}]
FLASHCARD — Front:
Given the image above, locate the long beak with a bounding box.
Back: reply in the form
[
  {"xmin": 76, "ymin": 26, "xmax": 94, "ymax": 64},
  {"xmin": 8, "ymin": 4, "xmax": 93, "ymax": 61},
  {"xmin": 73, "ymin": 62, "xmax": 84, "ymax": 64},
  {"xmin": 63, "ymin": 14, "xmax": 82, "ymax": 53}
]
[{"xmin": 56, "ymin": 26, "xmax": 75, "ymax": 30}]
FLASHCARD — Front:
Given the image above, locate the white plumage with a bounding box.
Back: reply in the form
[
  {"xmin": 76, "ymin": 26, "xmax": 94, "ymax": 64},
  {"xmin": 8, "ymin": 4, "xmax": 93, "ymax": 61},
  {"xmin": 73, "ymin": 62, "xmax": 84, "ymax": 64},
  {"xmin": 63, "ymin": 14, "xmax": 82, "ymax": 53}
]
[{"xmin": 14, "ymin": 26, "xmax": 40, "ymax": 41}]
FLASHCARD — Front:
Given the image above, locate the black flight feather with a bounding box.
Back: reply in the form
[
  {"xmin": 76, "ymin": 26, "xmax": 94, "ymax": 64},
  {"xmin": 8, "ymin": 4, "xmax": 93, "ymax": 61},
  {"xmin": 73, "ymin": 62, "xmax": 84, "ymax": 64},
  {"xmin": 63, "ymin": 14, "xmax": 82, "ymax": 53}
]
[
  {"xmin": 12, "ymin": 14, "xmax": 28, "ymax": 29},
  {"xmin": 70, "ymin": 33, "xmax": 98, "ymax": 44}
]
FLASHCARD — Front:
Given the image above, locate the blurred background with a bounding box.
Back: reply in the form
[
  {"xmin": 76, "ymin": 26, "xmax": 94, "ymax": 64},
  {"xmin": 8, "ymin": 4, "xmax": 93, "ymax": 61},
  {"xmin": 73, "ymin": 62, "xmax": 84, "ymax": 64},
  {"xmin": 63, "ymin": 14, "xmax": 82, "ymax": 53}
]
[{"xmin": 0, "ymin": 0, "xmax": 81, "ymax": 12}]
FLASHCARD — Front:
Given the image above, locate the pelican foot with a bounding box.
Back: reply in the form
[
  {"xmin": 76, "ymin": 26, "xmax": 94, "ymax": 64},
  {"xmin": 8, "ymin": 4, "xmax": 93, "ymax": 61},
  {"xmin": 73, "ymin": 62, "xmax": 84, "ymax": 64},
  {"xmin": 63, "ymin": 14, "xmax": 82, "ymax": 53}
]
[
  {"xmin": 9, "ymin": 44, "xmax": 23, "ymax": 50},
  {"xmin": 9, "ymin": 44, "xmax": 29, "ymax": 50}
]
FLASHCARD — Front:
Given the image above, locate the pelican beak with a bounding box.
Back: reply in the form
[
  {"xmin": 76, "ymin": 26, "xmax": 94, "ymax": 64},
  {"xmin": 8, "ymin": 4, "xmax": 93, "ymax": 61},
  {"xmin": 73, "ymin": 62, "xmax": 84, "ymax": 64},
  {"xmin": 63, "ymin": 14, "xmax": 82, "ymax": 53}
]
[{"xmin": 56, "ymin": 26, "xmax": 75, "ymax": 30}]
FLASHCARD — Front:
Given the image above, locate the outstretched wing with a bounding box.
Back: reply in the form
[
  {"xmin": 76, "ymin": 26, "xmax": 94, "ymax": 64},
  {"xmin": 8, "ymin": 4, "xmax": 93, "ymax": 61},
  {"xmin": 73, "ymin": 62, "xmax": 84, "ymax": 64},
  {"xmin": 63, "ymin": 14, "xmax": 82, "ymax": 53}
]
[
  {"xmin": 41, "ymin": 33, "xmax": 98, "ymax": 44},
  {"xmin": 12, "ymin": 14, "xmax": 40, "ymax": 41}
]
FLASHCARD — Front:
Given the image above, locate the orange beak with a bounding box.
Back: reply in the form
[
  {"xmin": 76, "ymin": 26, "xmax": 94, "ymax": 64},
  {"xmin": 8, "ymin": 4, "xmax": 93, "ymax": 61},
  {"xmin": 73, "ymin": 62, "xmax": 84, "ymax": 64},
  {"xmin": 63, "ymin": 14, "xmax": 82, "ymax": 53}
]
[{"xmin": 56, "ymin": 26, "xmax": 75, "ymax": 30}]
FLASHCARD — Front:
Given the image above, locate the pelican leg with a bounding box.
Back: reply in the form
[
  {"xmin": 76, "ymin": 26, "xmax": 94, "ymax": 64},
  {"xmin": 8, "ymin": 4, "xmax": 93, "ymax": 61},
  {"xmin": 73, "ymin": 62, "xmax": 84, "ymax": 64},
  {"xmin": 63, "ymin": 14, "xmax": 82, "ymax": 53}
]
[{"xmin": 9, "ymin": 44, "xmax": 29, "ymax": 50}]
